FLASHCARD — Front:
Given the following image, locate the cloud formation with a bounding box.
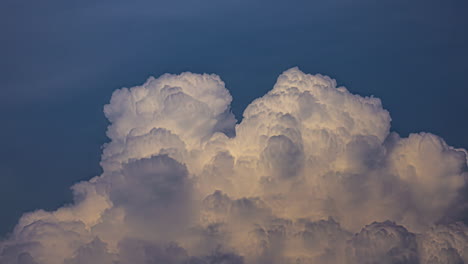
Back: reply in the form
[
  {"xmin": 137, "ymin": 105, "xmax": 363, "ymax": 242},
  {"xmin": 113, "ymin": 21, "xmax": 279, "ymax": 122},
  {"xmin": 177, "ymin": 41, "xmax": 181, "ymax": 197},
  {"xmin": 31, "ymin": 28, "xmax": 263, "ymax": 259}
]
[{"xmin": 1, "ymin": 68, "xmax": 467, "ymax": 264}]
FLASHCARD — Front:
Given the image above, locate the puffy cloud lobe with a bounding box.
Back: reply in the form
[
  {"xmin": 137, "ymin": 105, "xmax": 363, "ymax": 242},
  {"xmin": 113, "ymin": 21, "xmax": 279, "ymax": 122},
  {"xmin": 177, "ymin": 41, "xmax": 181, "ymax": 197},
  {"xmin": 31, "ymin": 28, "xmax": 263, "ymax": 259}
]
[
  {"xmin": 64, "ymin": 238, "xmax": 114, "ymax": 264},
  {"xmin": 1, "ymin": 67, "xmax": 468, "ymax": 264},
  {"xmin": 345, "ymin": 221, "xmax": 419, "ymax": 264},
  {"xmin": 418, "ymin": 223, "xmax": 468, "ymax": 264},
  {"xmin": 101, "ymin": 72, "xmax": 236, "ymax": 173}
]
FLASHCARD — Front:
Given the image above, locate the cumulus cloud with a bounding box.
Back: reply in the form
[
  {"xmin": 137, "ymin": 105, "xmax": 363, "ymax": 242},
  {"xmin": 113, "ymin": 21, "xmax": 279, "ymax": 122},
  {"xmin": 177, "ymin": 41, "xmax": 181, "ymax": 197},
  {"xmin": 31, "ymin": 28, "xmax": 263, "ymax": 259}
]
[{"xmin": 1, "ymin": 68, "xmax": 467, "ymax": 264}]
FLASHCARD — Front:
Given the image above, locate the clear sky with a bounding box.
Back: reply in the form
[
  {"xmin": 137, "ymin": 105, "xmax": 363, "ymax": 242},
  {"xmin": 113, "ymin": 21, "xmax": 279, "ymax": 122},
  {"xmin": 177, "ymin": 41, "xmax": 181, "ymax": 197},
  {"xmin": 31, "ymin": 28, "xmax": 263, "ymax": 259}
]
[{"xmin": 1, "ymin": 0, "xmax": 467, "ymax": 236}]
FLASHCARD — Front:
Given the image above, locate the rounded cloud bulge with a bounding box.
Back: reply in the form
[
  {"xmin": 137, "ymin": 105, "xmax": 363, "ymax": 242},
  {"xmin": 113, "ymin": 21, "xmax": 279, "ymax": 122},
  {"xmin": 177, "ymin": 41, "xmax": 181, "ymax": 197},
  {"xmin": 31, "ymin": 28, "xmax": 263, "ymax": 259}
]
[{"xmin": 1, "ymin": 68, "xmax": 467, "ymax": 264}]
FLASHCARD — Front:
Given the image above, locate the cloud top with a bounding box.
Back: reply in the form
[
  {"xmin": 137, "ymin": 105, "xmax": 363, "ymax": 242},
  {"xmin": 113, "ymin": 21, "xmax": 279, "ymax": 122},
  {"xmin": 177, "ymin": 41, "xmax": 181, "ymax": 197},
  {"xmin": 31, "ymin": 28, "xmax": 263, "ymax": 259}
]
[{"xmin": 1, "ymin": 68, "xmax": 467, "ymax": 264}]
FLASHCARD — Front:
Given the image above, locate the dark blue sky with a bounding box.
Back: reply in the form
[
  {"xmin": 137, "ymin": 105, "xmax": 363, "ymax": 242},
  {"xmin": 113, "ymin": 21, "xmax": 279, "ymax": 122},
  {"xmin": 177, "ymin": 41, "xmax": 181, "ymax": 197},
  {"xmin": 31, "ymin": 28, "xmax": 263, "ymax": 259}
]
[{"xmin": 1, "ymin": 0, "xmax": 467, "ymax": 235}]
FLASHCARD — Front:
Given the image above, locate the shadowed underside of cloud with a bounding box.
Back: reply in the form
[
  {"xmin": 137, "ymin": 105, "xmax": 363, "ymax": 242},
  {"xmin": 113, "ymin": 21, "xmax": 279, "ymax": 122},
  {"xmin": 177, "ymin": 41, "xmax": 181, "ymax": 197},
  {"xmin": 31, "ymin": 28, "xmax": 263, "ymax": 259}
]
[{"xmin": 1, "ymin": 68, "xmax": 468, "ymax": 264}]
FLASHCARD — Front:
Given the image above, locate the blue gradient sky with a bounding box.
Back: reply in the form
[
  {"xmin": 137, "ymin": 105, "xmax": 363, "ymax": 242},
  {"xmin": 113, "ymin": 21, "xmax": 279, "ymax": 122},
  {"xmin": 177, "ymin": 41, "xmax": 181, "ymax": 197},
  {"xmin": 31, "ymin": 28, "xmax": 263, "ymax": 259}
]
[{"xmin": 1, "ymin": 0, "xmax": 467, "ymax": 235}]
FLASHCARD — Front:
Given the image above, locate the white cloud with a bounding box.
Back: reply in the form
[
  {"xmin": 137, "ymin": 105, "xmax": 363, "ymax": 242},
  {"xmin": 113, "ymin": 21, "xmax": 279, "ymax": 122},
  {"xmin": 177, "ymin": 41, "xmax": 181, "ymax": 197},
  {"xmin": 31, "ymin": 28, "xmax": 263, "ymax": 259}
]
[{"xmin": 1, "ymin": 67, "xmax": 467, "ymax": 264}]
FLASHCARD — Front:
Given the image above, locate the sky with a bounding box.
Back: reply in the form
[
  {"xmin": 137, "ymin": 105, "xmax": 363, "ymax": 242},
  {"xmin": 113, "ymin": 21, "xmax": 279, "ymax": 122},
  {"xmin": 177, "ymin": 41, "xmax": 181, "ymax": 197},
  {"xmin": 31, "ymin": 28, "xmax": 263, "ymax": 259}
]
[{"xmin": 1, "ymin": 0, "xmax": 468, "ymax": 263}]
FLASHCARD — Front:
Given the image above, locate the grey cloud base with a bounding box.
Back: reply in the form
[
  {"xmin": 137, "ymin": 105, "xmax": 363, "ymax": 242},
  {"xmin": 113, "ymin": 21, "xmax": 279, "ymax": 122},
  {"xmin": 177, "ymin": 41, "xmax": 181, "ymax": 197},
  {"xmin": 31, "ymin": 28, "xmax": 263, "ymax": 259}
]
[{"xmin": 1, "ymin": 68, "xmax": 467, "ymax": 264}]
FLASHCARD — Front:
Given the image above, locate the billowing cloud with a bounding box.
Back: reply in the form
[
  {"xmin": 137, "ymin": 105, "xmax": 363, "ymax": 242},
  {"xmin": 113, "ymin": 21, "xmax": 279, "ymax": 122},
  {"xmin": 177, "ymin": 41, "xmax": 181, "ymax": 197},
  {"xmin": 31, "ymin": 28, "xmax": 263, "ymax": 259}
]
[{"xmin": 1, "ymin": 68, "xmax": 467, "ymax": 264}]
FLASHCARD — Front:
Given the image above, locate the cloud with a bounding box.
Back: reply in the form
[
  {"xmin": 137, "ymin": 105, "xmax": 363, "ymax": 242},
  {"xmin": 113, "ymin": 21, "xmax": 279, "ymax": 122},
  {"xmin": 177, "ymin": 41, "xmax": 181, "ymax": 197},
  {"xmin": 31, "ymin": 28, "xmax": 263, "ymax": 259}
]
[{"xmin": 1, "ymin": 67, "xmax": 467, "ymax": 264}]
